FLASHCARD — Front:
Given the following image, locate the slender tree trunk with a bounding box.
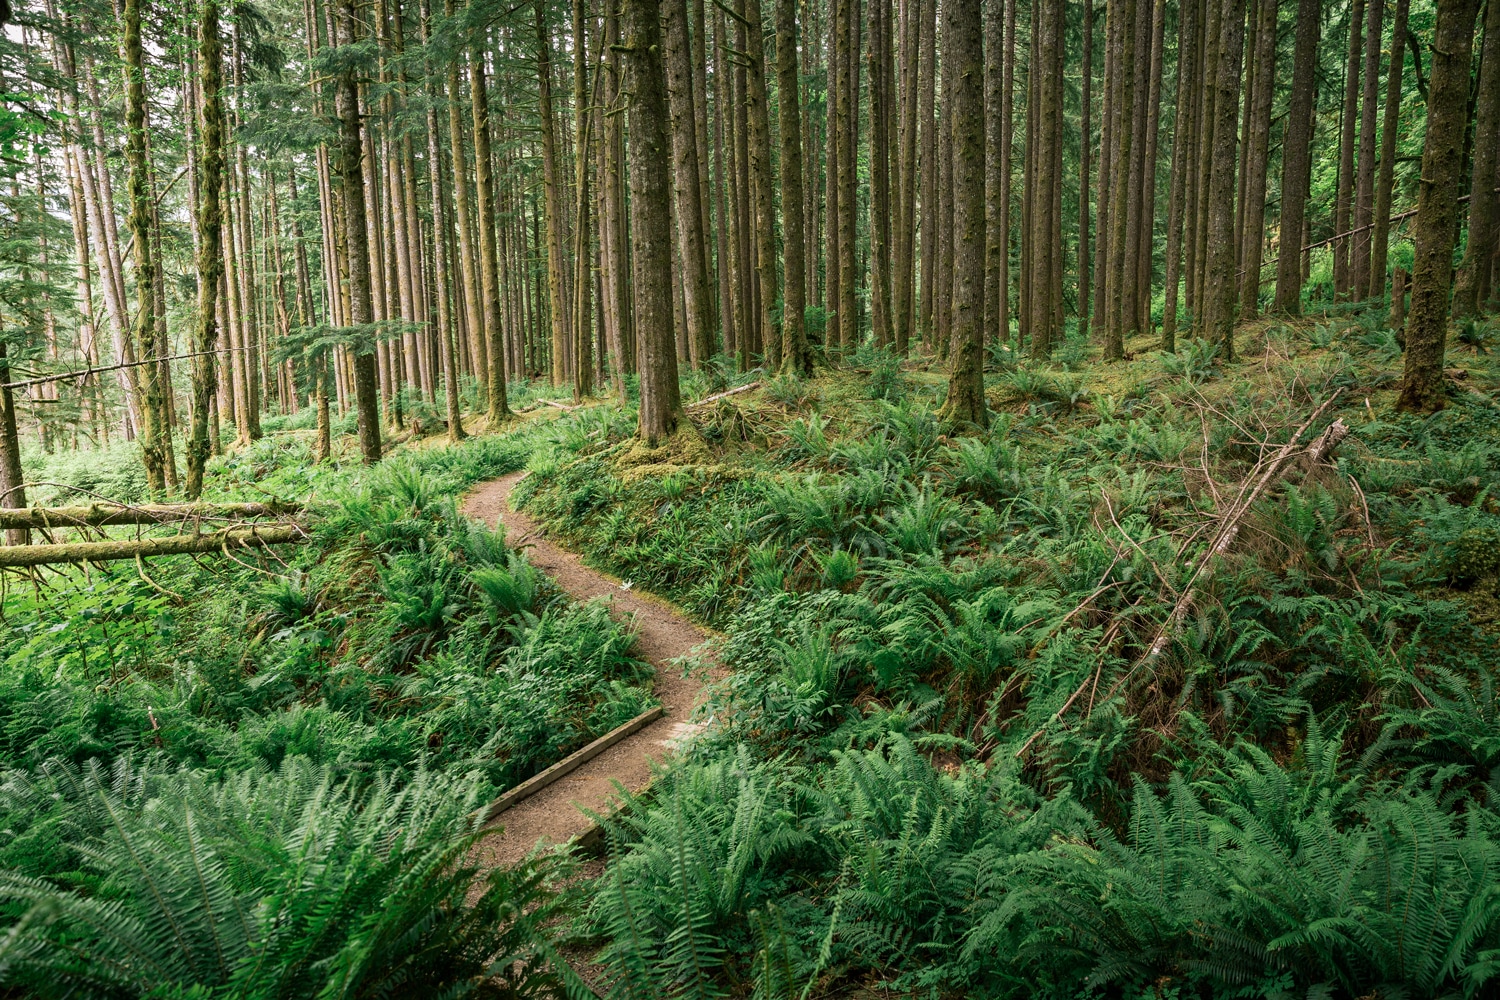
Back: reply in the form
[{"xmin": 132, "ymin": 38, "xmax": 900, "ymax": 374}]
[
  {"xmin": 1030, "ymin": 0, "xmax": 1063, "ymax": 358},
  {"xmin": 1351, "ymin": 0, "xmax": 1383, "ymax": 297},
  {"xmin": 1135, "ymin": 0, "xmax": 1165, "ymax": 335},
  {"xmin": 1238, "ymin": 0, "xmax": 1275, "ymax": 317},
  {"xmin": 916, "ymin": 0, "xmax": 936, "ymax": 344},
  {"xmin": 1162, "ymin": 0, "xmax": 1199, "ymax": 350},
  {"xmin": 536, "ymin": 5, "xmax": 572, "ymax": 388},
  {"xmin": 836, "ymin": 0, "xmax": 857, "ymax": 350},
  {"xmin": 1333, "ymin": 0, "xmax": 1364, "ymax": 300},
  {"xmin": 744, "ymin": 0, "xmax": 782, "ymax": 369},
  {"xmin": 941, "ymin": 0, "xmax": 988, "ymax": 422},
  {"xmin": 777, "ymin": 0, "xmax": 812, "ymax": 373},
  {"xmin": 1104, "ymin": 0, "xmax": 1136, "ymax": 359},
  {"xmin": 336, "ymin": 0, "xmax": 382, "ymax": 462},
  {"xmin": 1370, "ymin": 0, "xmax": 1408, "ymax": 302},
  {"xmin": 123, "ymin": 0, "xmax": 168, "ymax": 491},
  {"xmin": 1397, "ymin": 0, "xmax": 1481, "ymax": 411},
  {"xmin": 1455, "ymin": 0, "xmax": 1500, "ymax": 315},
  {"xmin": 1274, "ymin": 0, "xmax": 1320, "ymax": 313},
  {"xmin": 622, "ymin": 0, "xmax": 683, "ymax": 441},
  {"xmin": 187, "ymin": 0, "xmax": 224, "ymax": 498},
  {"xmin": 1203, "ymin": 0, "xmax": 1246, "ymax": 356},
  {"xmin": 894, "ymin": 0, "xmax": 920, "ymax": 352},
  {"xmin": 999, "ymin": 0, "xmax": 1016, "ymax": 344},
  {"xmin": 572, "ymin": 0, "xmax": 595, "ymax": 400},
  {"xmin": 868, "ymin": 0, "xmax": 893, "ymax": 349},
  {"xmin": 473, "ymin": 41, "xmax": 511, "ymax": 421},
  {"xmin": 1189, "ymin": 0, "xmax": 1220, "ymax": 319},
  {"xmin": 1077, "ymin": 0, "xmax": 1093, "ymax": 343},
  {"xmin": 664, "ymin": 0, "xmax": 714, "ymax": 366}
]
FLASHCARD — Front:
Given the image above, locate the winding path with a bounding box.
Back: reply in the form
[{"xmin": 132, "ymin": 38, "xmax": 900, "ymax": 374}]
[{"xmin": 463, "ymin": 470, "xmax": 718, "ymax": 867}]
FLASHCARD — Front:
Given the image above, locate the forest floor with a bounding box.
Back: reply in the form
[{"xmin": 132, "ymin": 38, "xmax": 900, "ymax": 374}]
[{"xmin": 462, "ymin": 468, "xmax": 722, "ymax": 868}]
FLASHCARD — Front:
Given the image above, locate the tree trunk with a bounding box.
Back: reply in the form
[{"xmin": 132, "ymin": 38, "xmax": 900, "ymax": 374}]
[
  {"xmin": 536, "ymin": 5, "xmax": 572, "ymax": 388},
  {"xmin": 744, "ymin": 0, "xmax": 781, "ymax": 370},
  {"xmin": 777, "ymin": 0, "xmax": 812, "ymax": 374},
  {"xmin": 1135, "ymin": 0, "xmax": 1165, "ymax": 335},
  {"xmin": 894, "ymin": 0, "xmax": 921, "ymax": 352},
  {"xmin": 1333, "ymin": 0, "xmax": 1364, "ymax": 300},
  {"xmin": 1351, "ymin": 0, "xmax": 1383, "ymax": 297},
  {"xmin": 187, "ymin": 0, "xmax": 225, "ymax": 499},
  {"xmin": 572, "ymin": 0, "xmax": 595, "ymax": 400},
  {"xmin": 1370, "ymin": 0, "xmax": 1409, "ymax": 302},
  {"xmin": 337, "ymin": 0, "xmax": 383, "ymax": 462},
  {"xmin": 472, "ymin": 40, "xmax": 510, "ymax": 422},
  {"xmin": 1076, "ymin": 0, "xmax": 1093, "ymax": 343},
  {"xmin": 941, "ymin": 0, "xmax": 988, "ymax": 422},
  {"xmin": 664, "ymin": 0, "xmax": 714, "ymax": 367},
  {"xmin": 1237, "ymin": 0, "xmax": 1275, "ymax": 318},
  {"xmin": 836, "ymin": 0, "xmax": 858, "ymax": 351},
  {"xmin": 1273, "ymin": 0, "xmax": 1320, "ymax": 313},
  {"xmin": 1189, "ymin": 0, "xmax": 1220, "ymax": 320},
  {"xmin": 123, "ymin": 0, "xmax": 168, "ymax": 492},
  {"xmin": 1396, "ymin": 0, "xmax": 1481, "ymax": 412},
  {"xmin": 868, "ymin": 0, "xmax": 893, "ymax": 350},
  {"xmin": 622, "ymin": 0, "xmax": 683, "ymax": 442},
  {"xmin": 916, "ymin": 0, "xmax": 936, "ymax": 344},
  {"xmin": 1162, "ymin": 0, "xmax": 1200, "ymax": 350},
  {"xmin": 1104, "ymin": 0, "xmax": 1136, "ymax": 359},
  {"xmin": 1455, "ymin": 0, "xmax": 1500, "ymax": 315},
  {"xmin": 1202, "ymin": 0, "xmax": 1245, "ymax": 357},
  {"xmin": 422, "ymin": 0, "xmax": 465, "ymax": 439}
]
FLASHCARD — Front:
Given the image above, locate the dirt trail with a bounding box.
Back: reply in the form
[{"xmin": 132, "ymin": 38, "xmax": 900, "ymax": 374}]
[{"xmin": 463, "ymin": 470, "xmax": 718, "ymax": 868}]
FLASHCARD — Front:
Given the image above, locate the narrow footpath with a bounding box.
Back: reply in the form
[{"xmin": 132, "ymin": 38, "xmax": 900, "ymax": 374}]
[{"xmin": 462, "ymin": 470, "xmax": 718, "ymax": 867}]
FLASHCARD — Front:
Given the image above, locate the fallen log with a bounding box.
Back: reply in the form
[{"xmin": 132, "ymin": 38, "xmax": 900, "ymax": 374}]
[
  {"xmin": 0, "ymin": 501, "xmax": 300, "ymax": 530},
  {"xmin": 686, "ymin": 381, "xmax": 761, "ymax": 408},
  {"xmin": 0, "ymin": 525, "xmax": 306, "ymax": 568}
]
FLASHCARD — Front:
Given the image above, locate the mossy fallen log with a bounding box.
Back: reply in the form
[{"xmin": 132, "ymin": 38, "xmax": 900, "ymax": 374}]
[
  {"xmin": 0, "ymin": 525, "xmax": 306, "ymax": 567},
  {"xmin": 0, "ymin": 501, "xmax": 300, "ymax": 530}
]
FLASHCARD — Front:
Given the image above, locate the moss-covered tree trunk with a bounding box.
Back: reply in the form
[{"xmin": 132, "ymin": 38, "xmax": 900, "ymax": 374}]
[
  {"xmin": 123, "ymin": 0, "xmax": 168, "ymax": 492},
  {"xmin": 622, "ymin": 0, "xmax": 683, "ymax": 443},
  {"xmin": 336, "ymin": 0, "xmax": 383, "ymax": 463},
  {"xmin": 1454, "ymin": 0, "xmax": 1500, "ymax": 315},
  {"xmin": 1202, "ymin": 0, "xmax": 1245, "ymax": 357},
  {"xmin": 1273, "ymin": 0, "xmax": 1319, "ymax": 314},
  {"xmin": 1396, "ymin": 0, "xmax": 1481, "ymax": 412},
  {"xmin": 777, "ymin": 0, "xmax": 812, "ymax": 374},
  {"xmin": 187, "ymin": 0, "xmax": 224, "ymax": 499},
  {"xmin": 940, "ymin": 0, "xmax": 987, "ymax": 423},
  {"xmin": 1370, "ymin": 0, "xmax": 1409, "ymax": 302}
]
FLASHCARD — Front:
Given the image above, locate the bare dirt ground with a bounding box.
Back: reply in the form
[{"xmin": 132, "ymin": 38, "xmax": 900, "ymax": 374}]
[{"xmin": 462, "ymin": 470, "xmax": 720, "ymax": 869}]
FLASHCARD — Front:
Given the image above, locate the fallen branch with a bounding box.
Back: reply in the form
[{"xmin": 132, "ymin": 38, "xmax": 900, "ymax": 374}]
[
  {"xmin": 0, "ymin": 501, "xmax": 301, "ymax": 530},
  {"xmin": 0, "ymin": 525, "xmax": 306, "ymax": 568},
  {"xmin": 540, "ymin": 398, "xmax": 579, "ymax": 411},
  {"xmin": 686, "ymin": 381, "xmax": 762, "ymax": 408},
  {"xmin": 1016, "ymin": 395, "xmax": 1348, "ymax": 759}
]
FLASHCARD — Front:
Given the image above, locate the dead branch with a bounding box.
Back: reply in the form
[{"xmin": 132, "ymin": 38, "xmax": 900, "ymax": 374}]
[
  {"xmin": 0, "ymin": 501, "xmax": 301, "ymax": 530},
  {"xmin": 686, "ymin": 381, "xmax": 762, "ymax": 408},
  {"xmin": 0, "ymin": 526, "xmax": 306, "ymax": 568}
]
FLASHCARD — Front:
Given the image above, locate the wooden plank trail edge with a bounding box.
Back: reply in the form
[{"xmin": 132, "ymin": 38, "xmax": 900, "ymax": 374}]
[{"xmin": 477, "ymin": 705, "xmax": 665, "ymax": 821}]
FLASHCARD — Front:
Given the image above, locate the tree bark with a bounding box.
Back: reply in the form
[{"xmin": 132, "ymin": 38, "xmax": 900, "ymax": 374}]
[
  {"xmin": 1370, "ymin": 0, "xmax": 1409, "ymax": 302},
  {"xmin": 1202, "ymin": 0, "xmax": 1245, "ymax": 357},
  {"xmin": 664, "ymin": 0, "xmax": 714, "ymax": 367},
  {"xmin": 1351, "ymin": 0, "xmax": 1383, "ymax": 297},
  {"xmin": 744, "ymin": 0, "xmax": 781, "ymax": 370},
  {"xmin": 187, "ymin": 0, "xmax": 225, "ymax": 499},
  {"xmin": 622, "ymin": 0, "xmax": 683, "ymax": 441},
  {"xmin": 940, "ymin": 0, "xmax": 988, "ymax": 423},
  {"xmin": 472, "ymin": 40, "xmax": 510, "ymax": 422},
  {"xmin": 336, "ymin": 0, "xmax": 383, "ymax": 462},
  {"xmin": 536, "ymin": 5, "xmax": 572, "ymax": 388},
  {"xmin": 835, "ymin": 0, "xmax": 858, "ymax": 351},
  {"xmin": 1237, "ymin": 0, "xmax": 1275, "ymax": 317},
  {"xmin": 1273, "ymin": 0, "xmax": 1320, "ymax": 313},
  {"xmin": 1162, "ymin": 0, "xmax": 1200, "ymax": 350},
  {"xmin": 1076, "ymin": 0, "xmax": 1093, "ymax": 343},
  {"xmin": 1397, "ymin": 0, "xmax": 1481, "ymax": 412},
  {"xmin": 123, "ymin": 0, "xmax": 168, "ymax": 491},
  {"xmin": 1455, "ymin": 0, "xmax": 1500, "ymax": 315},
  {"xmin": 1333, "ymin": 0, "xmax": 1364, "ymax": 300},
  {"xmin": 777, "ymin": 0, "xmax": 812, "ymax": 374},
  {"xmin": 1104, "ymin": 0, "xmax": 1136, "ymax": 359}
]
